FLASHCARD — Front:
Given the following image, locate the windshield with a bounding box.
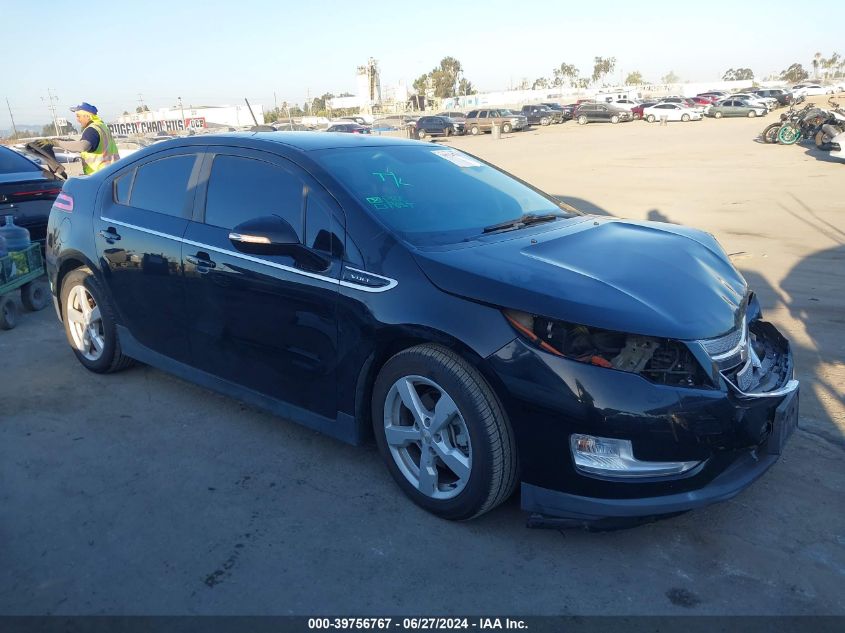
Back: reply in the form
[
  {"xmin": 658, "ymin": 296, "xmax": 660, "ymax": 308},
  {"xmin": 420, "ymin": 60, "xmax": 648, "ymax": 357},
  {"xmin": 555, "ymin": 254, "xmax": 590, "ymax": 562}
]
[
  {"xmin": 0, "ymin": 147, "xmax": 42, "ymax": 174},
  {"xmin": 313, "ymin": 145, "xmax": 575, "ymax": 246}
]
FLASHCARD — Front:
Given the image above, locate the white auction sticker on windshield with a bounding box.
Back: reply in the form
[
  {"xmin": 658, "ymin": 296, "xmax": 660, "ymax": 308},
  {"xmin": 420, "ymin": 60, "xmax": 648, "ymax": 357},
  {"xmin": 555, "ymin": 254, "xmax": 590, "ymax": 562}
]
[{"xmin": 431, "ymin": 149, "xmax": 482, "ymax": 168}]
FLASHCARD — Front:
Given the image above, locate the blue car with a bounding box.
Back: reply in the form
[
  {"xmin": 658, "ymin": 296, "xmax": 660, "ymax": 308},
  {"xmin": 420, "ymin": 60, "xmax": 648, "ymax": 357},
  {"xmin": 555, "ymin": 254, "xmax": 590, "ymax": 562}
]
[{"xmin": 45, "ymin": 133, "xmax": 798, "ymax": 526}]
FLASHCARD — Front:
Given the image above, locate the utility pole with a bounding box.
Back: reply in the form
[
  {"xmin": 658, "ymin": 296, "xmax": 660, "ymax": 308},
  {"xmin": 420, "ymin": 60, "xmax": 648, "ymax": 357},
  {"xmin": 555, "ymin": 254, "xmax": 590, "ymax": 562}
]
[
  {"xmin": 273, "ymin": 91, "xmax": 278, "ymax": 113},
  {"xmin": 42, "ymin": 88, "xmax": 60, "ymax": 136},
  {"xmin": 5, "ymin": 98, "xmax": 18, "ymax": 138}
]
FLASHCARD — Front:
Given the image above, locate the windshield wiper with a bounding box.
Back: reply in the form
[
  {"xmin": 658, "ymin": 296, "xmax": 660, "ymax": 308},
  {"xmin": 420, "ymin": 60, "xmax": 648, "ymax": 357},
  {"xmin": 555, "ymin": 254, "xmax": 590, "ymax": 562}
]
[{"xmin": 482, "ymin": 213, "xmax": 564, "ymax": 234}]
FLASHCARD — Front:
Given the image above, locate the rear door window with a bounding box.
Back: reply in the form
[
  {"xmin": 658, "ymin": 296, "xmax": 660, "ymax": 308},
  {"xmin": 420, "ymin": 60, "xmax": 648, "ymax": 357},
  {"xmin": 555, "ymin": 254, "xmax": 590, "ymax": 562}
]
[
  {"xmin": 129, "ymin": 155, "xmax": 197, "ymax": 217},
  {"xmin": 204, "ymin": 154, "xmax": 305, "ymax": 236}
]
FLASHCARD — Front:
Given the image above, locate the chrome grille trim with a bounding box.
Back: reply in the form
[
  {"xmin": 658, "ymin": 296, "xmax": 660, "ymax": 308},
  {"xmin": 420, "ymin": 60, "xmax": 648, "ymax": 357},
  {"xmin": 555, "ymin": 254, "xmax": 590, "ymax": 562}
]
[
  {"xmin": 700, "ymin": 319, "xmax": 746, "ymax": 357},
  {"xmin": 698, "ymin": 318, "xmax": 748, "ymax": 370}
]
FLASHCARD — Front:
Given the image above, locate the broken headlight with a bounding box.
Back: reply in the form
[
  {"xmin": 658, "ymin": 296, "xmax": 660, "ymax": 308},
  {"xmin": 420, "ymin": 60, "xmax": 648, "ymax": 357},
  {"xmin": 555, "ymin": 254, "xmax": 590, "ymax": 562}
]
[{"xmin": 503, "ymin": 309, "xmax": 711, "ymax": 388}]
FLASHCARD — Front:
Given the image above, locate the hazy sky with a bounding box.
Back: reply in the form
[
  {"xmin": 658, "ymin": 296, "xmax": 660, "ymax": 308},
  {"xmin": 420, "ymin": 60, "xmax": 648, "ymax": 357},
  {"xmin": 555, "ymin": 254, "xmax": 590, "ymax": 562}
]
[{"xmin": 4, "ymin": 0, "xmax": 843, "ymax": 125}]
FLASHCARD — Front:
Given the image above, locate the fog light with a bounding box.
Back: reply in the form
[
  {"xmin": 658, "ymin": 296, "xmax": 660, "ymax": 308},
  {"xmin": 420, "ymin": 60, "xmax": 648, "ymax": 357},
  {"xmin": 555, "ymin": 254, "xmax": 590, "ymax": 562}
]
[{"xmin": 570, "ymin": 434, "xmax": 701, "ymax": 478}]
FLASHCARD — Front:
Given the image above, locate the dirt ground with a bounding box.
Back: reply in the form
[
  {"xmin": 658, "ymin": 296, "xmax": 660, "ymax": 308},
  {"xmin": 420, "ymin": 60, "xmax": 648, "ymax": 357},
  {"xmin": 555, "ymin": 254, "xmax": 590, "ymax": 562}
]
[{"xmin": 1, "ymin": 113, "xmax": 843, "ymax": 616}]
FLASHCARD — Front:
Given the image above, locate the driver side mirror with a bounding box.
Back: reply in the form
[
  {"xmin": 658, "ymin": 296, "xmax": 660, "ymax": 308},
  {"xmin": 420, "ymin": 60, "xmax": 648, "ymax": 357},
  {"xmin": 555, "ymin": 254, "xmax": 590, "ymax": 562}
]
[{"xmin": 229, "ymin": 215, "xmax": 328, "ymax": 271}]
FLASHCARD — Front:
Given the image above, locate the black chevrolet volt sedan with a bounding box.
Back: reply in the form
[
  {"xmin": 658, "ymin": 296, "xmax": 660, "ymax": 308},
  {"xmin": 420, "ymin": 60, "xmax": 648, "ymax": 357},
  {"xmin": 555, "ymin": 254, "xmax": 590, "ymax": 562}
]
[{"xmin": 45, "ymin": 133, "xmax": 798, "ymax": 526}]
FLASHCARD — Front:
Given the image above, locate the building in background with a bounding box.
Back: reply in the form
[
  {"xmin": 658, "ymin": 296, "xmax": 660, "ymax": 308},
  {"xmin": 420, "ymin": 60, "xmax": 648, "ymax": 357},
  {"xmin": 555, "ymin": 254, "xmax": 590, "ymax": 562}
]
[{"xmin": 328, "ymin": 58, "xmax": 386, "ymax": 112}]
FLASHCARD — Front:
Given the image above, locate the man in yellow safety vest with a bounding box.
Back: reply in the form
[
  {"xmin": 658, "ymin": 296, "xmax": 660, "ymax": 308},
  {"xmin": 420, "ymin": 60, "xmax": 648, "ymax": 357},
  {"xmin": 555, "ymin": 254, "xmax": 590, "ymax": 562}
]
[{"xmin": 46, "ymin": 102, "xmax": 120, "ymax": 175}]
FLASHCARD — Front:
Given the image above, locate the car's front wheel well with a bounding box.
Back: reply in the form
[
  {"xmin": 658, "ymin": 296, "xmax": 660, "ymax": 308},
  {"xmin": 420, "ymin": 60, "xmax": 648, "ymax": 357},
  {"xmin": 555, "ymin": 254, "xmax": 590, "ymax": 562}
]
[{"xmin": 354, "ymin": 331, "xmax": 502, "ymax": 443}]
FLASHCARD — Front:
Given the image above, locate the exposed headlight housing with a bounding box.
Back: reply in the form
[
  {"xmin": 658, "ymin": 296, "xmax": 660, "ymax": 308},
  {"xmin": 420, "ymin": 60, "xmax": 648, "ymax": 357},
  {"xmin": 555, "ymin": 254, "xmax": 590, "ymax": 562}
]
[
  {"xmin": 502, "ymin": 309, "xmax": 711, "ymax": 387},
  {"xmin": 571, "ymin": 434, "xmax": 702, "ymax": 478}
]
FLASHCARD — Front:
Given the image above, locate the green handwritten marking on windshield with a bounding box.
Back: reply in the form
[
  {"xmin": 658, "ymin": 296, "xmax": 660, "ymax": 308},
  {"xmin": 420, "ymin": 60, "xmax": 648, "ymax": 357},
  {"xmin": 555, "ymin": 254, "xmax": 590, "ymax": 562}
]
[
  {"xmin": 372, "ymin": 167, "xmax": 411, "ymax": 188},
  {"xmin": 365, "ymin": 196, "xmax": 415, "ymax": 210}
]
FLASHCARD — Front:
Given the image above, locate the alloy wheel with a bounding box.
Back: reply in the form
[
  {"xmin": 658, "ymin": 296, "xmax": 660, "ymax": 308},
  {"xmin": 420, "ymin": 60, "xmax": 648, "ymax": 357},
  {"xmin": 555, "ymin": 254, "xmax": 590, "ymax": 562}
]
[
  {"xmin": 66, "ymin": 284, "xmax": 105, "ymax": 361},
  {"xmin": 383, "ymin": 375, "xmax": 472, "ymax": 500}
]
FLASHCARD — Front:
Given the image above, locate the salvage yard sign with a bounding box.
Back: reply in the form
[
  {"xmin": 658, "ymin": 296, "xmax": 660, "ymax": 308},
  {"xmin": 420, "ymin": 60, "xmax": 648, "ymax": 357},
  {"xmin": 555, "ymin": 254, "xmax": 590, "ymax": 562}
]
[{"xmin": 108, "ymin": 117, "xmax": 206, "ymax": 136}]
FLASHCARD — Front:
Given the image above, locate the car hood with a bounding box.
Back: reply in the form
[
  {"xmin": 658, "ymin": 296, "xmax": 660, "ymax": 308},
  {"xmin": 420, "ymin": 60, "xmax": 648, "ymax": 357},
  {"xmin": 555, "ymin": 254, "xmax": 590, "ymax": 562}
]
[{"xmin": 413, "ymin": 218, "xmax": 747, "ymax": 341}]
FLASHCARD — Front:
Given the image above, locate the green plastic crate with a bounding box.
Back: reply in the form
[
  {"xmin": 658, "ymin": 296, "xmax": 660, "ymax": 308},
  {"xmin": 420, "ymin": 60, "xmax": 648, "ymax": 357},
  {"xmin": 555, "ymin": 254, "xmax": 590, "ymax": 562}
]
[{"xmin": 0, "ymin": 244, "xmax": 44, "ymax": 291}]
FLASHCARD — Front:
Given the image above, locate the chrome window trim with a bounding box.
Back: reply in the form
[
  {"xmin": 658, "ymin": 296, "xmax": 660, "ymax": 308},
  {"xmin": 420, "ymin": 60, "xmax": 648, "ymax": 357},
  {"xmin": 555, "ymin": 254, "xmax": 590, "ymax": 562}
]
[{"xmin": 99, "ymin": 217, "xmax": 397, "ymax": 293}]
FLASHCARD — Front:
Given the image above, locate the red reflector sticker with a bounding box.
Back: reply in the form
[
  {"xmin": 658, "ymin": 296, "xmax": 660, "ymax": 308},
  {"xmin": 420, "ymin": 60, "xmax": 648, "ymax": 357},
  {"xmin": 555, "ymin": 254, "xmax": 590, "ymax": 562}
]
[{"xmin": 54, "ymin": 192, "xmax": 74, "ymax": 212}]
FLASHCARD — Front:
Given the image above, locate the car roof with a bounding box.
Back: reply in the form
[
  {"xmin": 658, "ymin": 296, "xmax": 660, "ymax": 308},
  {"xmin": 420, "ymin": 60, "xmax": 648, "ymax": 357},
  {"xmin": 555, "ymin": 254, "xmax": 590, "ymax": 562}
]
[{"xmin": 126, "ymin": 132, "xmax": 423, "ymax": 154}]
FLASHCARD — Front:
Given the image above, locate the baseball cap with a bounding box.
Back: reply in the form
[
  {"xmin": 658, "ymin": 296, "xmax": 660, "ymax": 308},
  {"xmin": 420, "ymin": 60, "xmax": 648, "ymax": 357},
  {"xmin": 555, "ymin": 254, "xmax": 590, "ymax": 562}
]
[{"xmin": 70, "ymin": 102, "xmax": 98, "ymax": 114}]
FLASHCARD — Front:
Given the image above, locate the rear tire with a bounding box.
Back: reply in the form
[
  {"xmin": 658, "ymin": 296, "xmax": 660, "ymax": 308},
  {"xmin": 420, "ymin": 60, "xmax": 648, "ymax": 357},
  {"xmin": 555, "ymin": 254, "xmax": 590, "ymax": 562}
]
[
  {"xmin": 0, "ymin": 296, "xmax": 17, "ymax": 330},
  {"xmin": 815, "ymin": 126, "xmax": 842, "ymax": 150},
  {"xmin": 60, "ymin": 268, "xmax": 135, "ymax": 373},
  {"xmin": 21, "ymin": 279, "xmax": 49, "ymax": 311},
  {"xmin": 372, "ymin": 344, "xmax": 518, "ymax": 520}
]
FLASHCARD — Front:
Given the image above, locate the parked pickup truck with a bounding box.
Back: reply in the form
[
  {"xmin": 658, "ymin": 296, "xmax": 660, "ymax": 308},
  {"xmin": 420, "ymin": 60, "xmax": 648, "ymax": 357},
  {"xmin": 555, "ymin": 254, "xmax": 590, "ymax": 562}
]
[{"xmin": 520, "ymin": 105, "xmax": 562, "ymax": 125}]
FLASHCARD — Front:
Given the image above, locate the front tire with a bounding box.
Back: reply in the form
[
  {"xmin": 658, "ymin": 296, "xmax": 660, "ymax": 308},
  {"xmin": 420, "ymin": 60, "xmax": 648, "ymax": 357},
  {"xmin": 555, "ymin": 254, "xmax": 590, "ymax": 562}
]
[
  {"xmin": 60, "ymin": 268, "xmax": 134, "ymax": 373},
  {"xmin": 714, "ymin": 111, "xmax": 723, "ymax": 119},
  {"xmin": 372, "ymin": 344, "xmax": 518, "ymax": 520},
  {"xmin": 417, "ymin": 128, "xmax": 427, "ymax": 139},
  {"xmin": 577, "ymin": 115, "xmax": 587, "ymax": 125},
  {"xmin": 778, "ymin": 122, "xmax": 801, "ymax": 145},
  {"xmin": 502, "ymin": 123, "xmax": 512, "ymax": 133},
  {"xmin": 470, "ymin": 125, "xmax": 479, "ymax": 136},
  {"xmin": 646, "ymin": 114, "xmax": 656, "ymax": 123},
  {"xmin": 762, "ymin": 122, "xmax": 781, "ymax": 144},
  {"xmin": 610, "ymin": 115, "xmax": 620, "ymax": 124},
  {"xmin": 540, "ymin": 117, "xmax": 550, "ymax": 126},
  {"xmin": 681, "ymin": 114, "xmax": 690, "ymax": 122},
  {"xmin": 748, "ymin": 110, "xmax": 757, "ymax": 118}
]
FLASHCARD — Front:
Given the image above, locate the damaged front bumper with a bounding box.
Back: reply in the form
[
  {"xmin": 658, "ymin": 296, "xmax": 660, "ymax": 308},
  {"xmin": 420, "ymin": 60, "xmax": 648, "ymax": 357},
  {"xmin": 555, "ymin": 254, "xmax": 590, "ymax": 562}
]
[{"xmin": 487, "ymin": 301, "xmax": 799, "ymax": 528}]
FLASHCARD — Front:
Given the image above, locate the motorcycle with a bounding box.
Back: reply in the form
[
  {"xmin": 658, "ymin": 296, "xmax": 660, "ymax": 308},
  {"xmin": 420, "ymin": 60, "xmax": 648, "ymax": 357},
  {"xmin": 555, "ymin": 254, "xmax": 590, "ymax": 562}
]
[
  {"xmin": 813, "ymin": 98, "xmax": 845, "ymax": 150},
  {"xmin": 777, "ymin": 105, "xmax": 828, "ymax": 145},
  {"xmin": 761, "ymin": 97, "xmax": 809, "ymax": 144}
]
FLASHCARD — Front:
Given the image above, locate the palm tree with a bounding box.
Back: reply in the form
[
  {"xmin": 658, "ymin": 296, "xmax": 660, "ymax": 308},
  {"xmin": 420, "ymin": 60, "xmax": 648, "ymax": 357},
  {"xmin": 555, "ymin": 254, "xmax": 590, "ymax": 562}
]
[{"xmin": 827, "ymin": 52, "xmax": 842, "ymax": 79}]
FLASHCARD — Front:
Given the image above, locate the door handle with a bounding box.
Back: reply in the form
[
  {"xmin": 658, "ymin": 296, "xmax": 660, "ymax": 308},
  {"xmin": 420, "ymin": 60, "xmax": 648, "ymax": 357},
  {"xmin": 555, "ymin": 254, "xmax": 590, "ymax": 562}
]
[
  {"xmin": 186, "ymin": 253, "xmax": 216, "ymax": 270},
  {"xmin": 99, "ymin": 228, "xmax": 121, "ymax": 243}
]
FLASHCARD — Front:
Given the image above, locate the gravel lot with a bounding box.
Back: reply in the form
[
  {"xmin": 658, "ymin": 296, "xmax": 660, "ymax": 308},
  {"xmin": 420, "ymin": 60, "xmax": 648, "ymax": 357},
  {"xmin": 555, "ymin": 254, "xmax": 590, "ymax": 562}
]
[{"xmin": 1, "ymin": 114, "xmax": 844, "ymax": 615}]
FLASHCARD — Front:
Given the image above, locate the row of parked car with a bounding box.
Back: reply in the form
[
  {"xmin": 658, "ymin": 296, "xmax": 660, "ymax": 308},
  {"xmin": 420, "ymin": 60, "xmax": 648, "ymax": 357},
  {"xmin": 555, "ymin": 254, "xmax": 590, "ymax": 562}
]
[{"xmin": 268, "ymin": 83, "xmax": 845, "ymax": 138}]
